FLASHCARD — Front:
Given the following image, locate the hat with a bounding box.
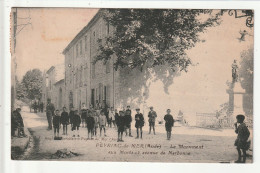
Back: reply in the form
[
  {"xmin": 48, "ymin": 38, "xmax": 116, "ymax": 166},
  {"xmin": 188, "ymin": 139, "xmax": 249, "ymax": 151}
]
[
  {"xmin": 136, "ymin": 108, "xmax": 140, "ymax": 111},
  {"xmin": 150, "ymin": 106, "xmax": 153, "ymax": 109},
  {"xmin": 236, "ymin": 114, "xmax": 245, "ymax": 121}
]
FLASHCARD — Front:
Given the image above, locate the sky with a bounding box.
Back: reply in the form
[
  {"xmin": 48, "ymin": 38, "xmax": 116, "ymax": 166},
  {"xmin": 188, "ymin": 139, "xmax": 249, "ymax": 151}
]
[{"xmin": 13, "ymin": 8, "xmax": 254, "ymax": 122}]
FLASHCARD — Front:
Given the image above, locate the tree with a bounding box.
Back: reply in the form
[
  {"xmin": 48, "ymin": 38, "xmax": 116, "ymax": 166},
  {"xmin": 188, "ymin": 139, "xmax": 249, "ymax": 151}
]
[
  {"xmin": 94, "ymin": 9, "xmax": 221, "ymax": 106},
  {"xmin": 21, "ymin": 69, "xmax": 43, "ymax": 100},
  {"xmin": 239, "ymin": 48, "xmax": 253, "ymax": 115},
  {"xmin": 15, "ymin": 78, "xmax": 26, "ymax": 100},
  {"xmin": 239, "ymin": 48, "xmax": 253, "ymax": 94}
]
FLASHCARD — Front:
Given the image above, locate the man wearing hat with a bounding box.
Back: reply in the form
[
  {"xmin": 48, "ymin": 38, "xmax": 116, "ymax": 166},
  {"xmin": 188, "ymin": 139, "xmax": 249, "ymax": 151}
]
[
  {"xmin": 46, "ymin": 98, "xmax": 55, "ymax": 130},
  {"xmin": 148, "ymin": 106, "xmax": 157, "ymax": 135},
  {"xmin": 135, "ymin": 108, "xmax": 144, "ymax": 139}
]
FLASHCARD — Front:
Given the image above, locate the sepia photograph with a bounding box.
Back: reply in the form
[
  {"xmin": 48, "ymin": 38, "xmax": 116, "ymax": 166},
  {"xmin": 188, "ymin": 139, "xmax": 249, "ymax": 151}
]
[{"xmin": 10, "ymin": 8, "xmax": 254, "ymax": 163}]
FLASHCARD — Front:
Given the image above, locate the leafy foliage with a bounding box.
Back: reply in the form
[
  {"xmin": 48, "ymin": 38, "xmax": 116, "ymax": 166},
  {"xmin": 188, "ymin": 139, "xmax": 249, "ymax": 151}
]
[
  {"xmin": 239, "ymin": 48, "xmax": 253, "ymax": 94},
  {"xmin": 239, "ymin": 48, "xmax": 253, "ymax": 115},
  {"xmin": 94, "ymin": 9, "xmax": 221, "ymax": 106},
  {"xmin": 96, "ymin": 9, "xmax": 221, "ymax": 70},
  {"xmin": 15, "ymin": 78, "xmax": 26, "ymax": 99},
  {"xmin": 21, "ymin": 69, "xmax": 43, "ymax": 100}
]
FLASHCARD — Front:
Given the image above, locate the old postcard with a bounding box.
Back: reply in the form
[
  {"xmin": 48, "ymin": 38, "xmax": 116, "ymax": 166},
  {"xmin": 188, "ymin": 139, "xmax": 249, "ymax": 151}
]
[{"xmin": 10, "ymin": 8, "xmax": 253, "ymax": 163}]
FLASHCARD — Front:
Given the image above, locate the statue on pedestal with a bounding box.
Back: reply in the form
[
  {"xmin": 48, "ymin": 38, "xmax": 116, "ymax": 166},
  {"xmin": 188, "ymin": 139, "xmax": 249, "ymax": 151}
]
[{"xmin": 232, "ymin": 60, "xmax": 238, "ymax": 83}]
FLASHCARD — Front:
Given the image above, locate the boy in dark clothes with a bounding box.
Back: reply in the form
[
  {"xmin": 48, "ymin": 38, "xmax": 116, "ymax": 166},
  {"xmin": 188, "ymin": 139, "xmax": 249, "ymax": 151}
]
[
  {"xmin": 86, "ymin": 111, "xmax": 95, "ymax": 139},
  {"xmin": 117, "ymin": 111, "xmax": 126, "ymax": 142},
  {"xmin": 114, "ymin": 109, "xmax": 119, "ymax": 129},
  {"xmin": 124, "ymin": 106, "xmax": 133, "ymax": 137},
  {"xmin": 148, "ymin": 106, "xmax": 157, "ymax": 135},
  {"xmin": 135, "ymin": 108, "xmax": 144, "ymax": 139},
  {"xmin": 234, "ymin": 114, "xmax": 250, "ymax": 163},
  {"xmin": 61, "ymin": 107, "xmax": 69, "ymax": 135},
  {"xmin": 71, "ymin": 110, "xmax": 81, "ymax": 137},
  {"xmin": 164, "ymin": 109, "xmax": 175, "ymax": 140},
  {"xmin": 53, "ymin": 110, "xmax": 61, "ymax": 138}
]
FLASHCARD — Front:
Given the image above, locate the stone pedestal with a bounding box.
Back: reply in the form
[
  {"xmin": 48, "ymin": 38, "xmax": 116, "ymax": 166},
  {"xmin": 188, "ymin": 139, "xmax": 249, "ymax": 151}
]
[{"xmin": 231, "ymin": 82, "xmax": 245, "ymax": 121}]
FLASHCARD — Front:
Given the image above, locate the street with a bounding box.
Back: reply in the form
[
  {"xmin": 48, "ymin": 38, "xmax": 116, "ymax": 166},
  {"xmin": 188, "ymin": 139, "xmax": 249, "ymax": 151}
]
[{"xmin": 13, "ymin": 105, "xmax": 252, "ymax": 163}]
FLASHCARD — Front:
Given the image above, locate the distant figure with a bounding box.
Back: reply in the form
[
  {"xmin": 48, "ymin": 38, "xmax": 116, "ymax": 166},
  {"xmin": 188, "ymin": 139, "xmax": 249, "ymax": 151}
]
[
  {"xmin": 81, "ymin": 103, "xmax": 87, "ymax": 128},
  {"xmin": 234, "ymin": 114, "xmax": 250, "ymax": 163},
  {"xmin": 53, "ymin": 110, "xmax": 61, "ymax": 138},
  {"xmin": 99, "ymin": 111, "xmax": 107, "ymax": 137},
  {"xmin": 135, "ymin": 108, "xmax": 144, "ymax": 139},
  {"xmin": 164, "ymin": 109, "xmax": 175, "ymax": 140},
  {"xmin": 148, "ymin": 106, "xmax": 157, "ymax": 135},
  {"xmin": 69, "ymin": 107, "xmax": 75, "ymax": 128},
  {"xmin": 86, "ymin": 111, "xmax": 95, "ymax": 139},
  {"xmin": 117, "ymin": 111, "xmax": 126, "ymax": 142},
  {"xmin": 114, "ymin": 109, "xmax": 119, "ymax": 129},
  {"xmin": 108, "ymin": 107, "xmax": 115, "ymax": 128},
  {"xmin": 71, "ymin": 110, "xmax": 81, "ymax": 137},
  {"xmin": 39, "ymin": 102, "xmax": 44, "ymax": 112},
  {"xmin": 60, "ymin": 107, "xmax": 69, "ymax": 135},
  {"xmin": 125, "ymin": 106, "xmax": 133, "ymax": 137},
  {"xmin": 33, "ymin": 101, "xmax": 38, "ymax": 113},
  {"xmin": 93, "ymin": 110, "xmax": 99, "ymax": 137},
  {"xmin": 46, "ymin": 98, "xmax": 55, "ymax": 130}
]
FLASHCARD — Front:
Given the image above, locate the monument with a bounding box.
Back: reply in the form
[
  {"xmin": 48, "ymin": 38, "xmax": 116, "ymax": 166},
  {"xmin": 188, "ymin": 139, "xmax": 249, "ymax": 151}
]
[{"xmin": 228, "ymin": 60, "xmax": 246, "ymax": 122}]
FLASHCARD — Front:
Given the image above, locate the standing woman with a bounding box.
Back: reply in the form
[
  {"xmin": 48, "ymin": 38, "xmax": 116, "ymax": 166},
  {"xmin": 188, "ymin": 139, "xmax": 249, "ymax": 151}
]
[{"xmin": 135, "ymin": 108, "xmax": 144, "ymax": 139}]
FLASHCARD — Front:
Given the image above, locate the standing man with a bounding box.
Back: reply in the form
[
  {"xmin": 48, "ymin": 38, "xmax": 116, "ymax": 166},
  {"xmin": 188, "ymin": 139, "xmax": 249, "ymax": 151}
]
[
  {"xmin": 148, "ymin": 106, "xmax": 157, "ymax": 135},
  {"xmin": 46, "ymin": 98, "xmax": 55, "ymax": 130},
  {"xmin": 125, "ymin": 105, "xmax": 133, "ymax": 137}
]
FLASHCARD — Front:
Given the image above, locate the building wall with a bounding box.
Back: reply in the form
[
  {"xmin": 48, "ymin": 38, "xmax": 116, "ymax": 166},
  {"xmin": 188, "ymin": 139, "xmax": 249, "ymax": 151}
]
[
  {"xmin": 64, "ymin": 13, "xmax": 118, "ymax": 110},
  {"xmin": 54, "ymin": 80, "xmax": 65, "ymax": 110}
]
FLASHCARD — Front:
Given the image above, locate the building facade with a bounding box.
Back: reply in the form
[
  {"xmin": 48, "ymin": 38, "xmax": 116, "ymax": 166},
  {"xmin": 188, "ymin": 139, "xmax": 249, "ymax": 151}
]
[
  {"xmin": 63, "ymin": 10, "xmax": 119, "ymax": 110},
  {"xmin": 43, "ymin": 64, "xmax": 65, "ymax": 110}
]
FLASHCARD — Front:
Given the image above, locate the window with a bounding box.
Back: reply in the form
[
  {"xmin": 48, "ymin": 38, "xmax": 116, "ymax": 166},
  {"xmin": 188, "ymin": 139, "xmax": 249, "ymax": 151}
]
[
  {"xmin": 80, "ymin": 40, "xmax": 82, "ymax": 55},
  {"xmin": 93, "ymin": 31, "xmax": 96, "ymax": 44},
  {"xmin": 106, "ymin": 60, "xmax": 110, "ymax": 73},
  {"xmin": 92, "ymin": 63, "xmax": 95, "ymax": 78},
  {"xmin": 76, "ymin": 44, "xmax": 79, "ymax": 57},
  {"xmin": 107, "ymin": 23, "xmax": 110, "ymax": 35},
  {"xmin": 80, "ymin": 66, "xmax": 83, "ymax": 87},
  {"xmin": 84, "ymin": 36, "xmax": 87, "ymax": 51}
]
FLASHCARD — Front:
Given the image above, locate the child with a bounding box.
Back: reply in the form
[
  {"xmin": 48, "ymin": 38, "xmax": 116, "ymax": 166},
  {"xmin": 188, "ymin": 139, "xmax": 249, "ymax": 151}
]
[
  {"xmin": 125, "ymin": 105, "xmax": 133, "ymax": 137},
  {"xmin": 108, "ymin": 107, "xmax": 114, "ymax": 128},
  {"xmin": 117, "ymin": 111, "xmax": 126, "ymax": 142},
  {"xmin": 69, "ymin": 107, "xmax": 75, "ymax": 128},
  {"xmin": 234, "ymin": 114, "xmax": 250, "ymax": 163},
  {"xmin": 164, "ymin": 109, "xmax": 174, "ymax": 140},
  {"xmin": 148, "ymin": 106, "xmax": 157, "ymax": 135},
  {"xmin": 99, "ymin": 111, "xmax": 107, "ymax": 137},
  {"xmin": 135, "ymin": 108, "xmax": 144, "ymax": 139},
  {"xmin": 71, "ymin": 110, "xmax": 81, "ymax": 137},
  {"xmin": 81, "ymin": 103, "xmax": 87, "ymax": 128},
  {"xmin": 53, "ymin": 110, "xmax": 61, "ymax": 138},
  {"xmin": 93, "ymin": 110, "xmax": 99, "ymax": 137},
  {"xmin": 86, "ymin": 111, "xmax": 95, "ymax": 139},
  {"xmin": 60, "ymin": 107, "xmax": 69, "ymax": 135}
]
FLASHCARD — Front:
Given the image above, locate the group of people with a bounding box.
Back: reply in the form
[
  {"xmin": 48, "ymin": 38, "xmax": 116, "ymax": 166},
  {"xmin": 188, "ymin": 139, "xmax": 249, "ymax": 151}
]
[
  {"xmin": 30, "ymin": 100, "xmax": 44, "ymax": 113},
  {"xmin": 45, "ymin": 98, "xmax": 178, "ymax": 141}
]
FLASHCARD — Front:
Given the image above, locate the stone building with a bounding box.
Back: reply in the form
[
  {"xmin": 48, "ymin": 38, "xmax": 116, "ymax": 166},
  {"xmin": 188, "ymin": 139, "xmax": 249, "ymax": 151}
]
[
  {"xmin": 42, "ymin": 64, "xmax": 65, "ymax": 110},
  {"xmin": 63, "ymin": 10, "xmax": 120, "ymax": 110}
]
